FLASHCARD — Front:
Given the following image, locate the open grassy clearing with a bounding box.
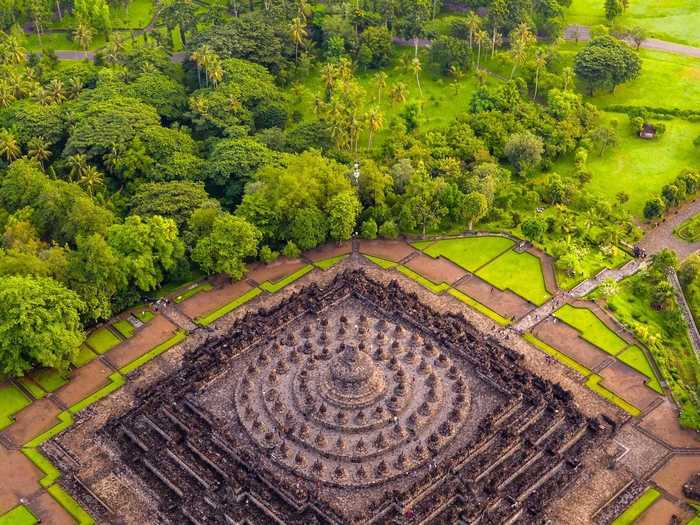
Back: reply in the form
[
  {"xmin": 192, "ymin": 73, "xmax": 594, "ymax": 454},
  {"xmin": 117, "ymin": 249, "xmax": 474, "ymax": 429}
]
[
  {"xmin": 475, "ymin": 250, "xmax": 551, "ymax": 305},
  {"xmin": 611, "ymin": 487, "xmax": 661, "ymax": 525},
  {"xmin": 675, "ymin": 213, "xmax": 700, "ymax": 242},
  {"xmin": 49, "ymin": 0, "xmax": 154, "ymax": 30},
  {"xmin": 413, "ymin": 236, "xmax": 515, "ymax": 272},
  {"xmin": 293, "ymin": 46, "xmax": 488, "ymax": 150},
  {"xmin": 552, "ymin": 113, "xmax": 700, "ymax": 217},
  {"xmin": 566, "ymin": 0, "xmax": 700, "ymax": 48},
  {"xmin": 554, "ymin": 304, "xmax": 629, "ymax": 355}
]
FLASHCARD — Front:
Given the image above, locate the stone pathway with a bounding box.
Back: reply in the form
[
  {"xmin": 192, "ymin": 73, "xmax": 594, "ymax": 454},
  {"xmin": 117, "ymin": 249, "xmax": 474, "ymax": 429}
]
[
  {"xmin": 512, "ymin": 293, "xmax": 569, "ymax": 333},
  {"xmin": 668, "ymin": 268, "xmax": 700, "ymax": 359},
  {"xmin": 565, "ymin": 24, "xmax": 700, "ymax": 58},
  {"xmin": 639, "ymin": 197, "xmax": 700, "ymax": 260}
]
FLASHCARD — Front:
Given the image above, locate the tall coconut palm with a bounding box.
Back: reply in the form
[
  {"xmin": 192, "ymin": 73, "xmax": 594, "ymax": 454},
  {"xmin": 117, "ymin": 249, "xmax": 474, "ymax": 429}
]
[
  {"xmin": 4, "ymin": 36, "xmax": 26, "ymax": 65},
  {"xmin": 562, "ymin": 66, "xmax": 574, "ymax": 91},
  {"xmin": 465, "ymin": 11, "xmax": 481, "ymax": 49},
  {"xmin": 532, "ymin": 49, "xmax": 547, "ymax": 99},
  {"xmin": 374, "ymin": 71, "xmax": 388, "ymax": 106},
  {"xmin": 320, "ymin": 63, "xmax": 337, "ymax": 99},
  {"xmin": 0, "ymin": 128, "xmax": 20, "ymax": 162},
  {"xmin": 289, "ymin": 17, "xmax": 307, "ymax": 62},
  {"xmin": 190, "ymin": 47, "xmax": 204, "ymax": 87},
  {"xmin": 27, "ymin": 136, "xmax": 51, "ymax": 170},
  {"xmin": 410, "ymin": 56, "xmax": 422, "ymax": 98},
  {"xmin": 389, "ymin": 82, "xmax": 407, "ymax": 105},
  {"xmin": 0, "ymin": 82, "xmax": 16, "ymax": 108},
  {"xmin": 66, "ymin": 77, "xmax": 83, "ymax": 99},
  {"xmin": 46, "ymin": 78, "xmax": 65, "ymax": 104},
  {"xmin": 80, "ymin": 165, "xmax": 104, "ymax": 197},
  {"xmin": 67, "ymin": 153, "xmax": 88, "ymax": 181},
  {"xmin": 73, "ymin": 22, "xmax": 94, "ymax": 59},
  {"xmin": 474, "ymin": 29, "xmax": 487, "ymax": 69},
  {"xmin": 208, "ymin": 57, "xmax": 224, "ymax": 87},
  {"xmin": 365, "ymin": 106, "xmax": 384, "ymax": 149}
]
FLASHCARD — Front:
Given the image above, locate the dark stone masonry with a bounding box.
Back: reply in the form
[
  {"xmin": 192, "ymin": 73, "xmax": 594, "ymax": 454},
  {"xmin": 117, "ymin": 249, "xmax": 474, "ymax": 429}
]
[{"xmin": 49, "ymin": 269, "xmax": 609, "ymax": 524}]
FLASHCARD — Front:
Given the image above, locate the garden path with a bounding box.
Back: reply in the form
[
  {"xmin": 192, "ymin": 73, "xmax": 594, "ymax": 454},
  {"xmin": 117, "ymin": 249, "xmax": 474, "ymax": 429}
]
[
  {"xmin": 565, "ymin": 24, "xmax": 700, "ymax": 58},
  {"xmin": 638, "ymin": 197, "xmax": 700, "ymax": 259}
]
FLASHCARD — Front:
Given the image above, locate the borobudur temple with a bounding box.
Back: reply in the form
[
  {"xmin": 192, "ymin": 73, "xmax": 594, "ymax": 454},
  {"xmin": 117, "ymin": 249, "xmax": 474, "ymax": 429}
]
[{"xmin": 43, "ymin": 269, "xmax": 611, "ymax": 524}]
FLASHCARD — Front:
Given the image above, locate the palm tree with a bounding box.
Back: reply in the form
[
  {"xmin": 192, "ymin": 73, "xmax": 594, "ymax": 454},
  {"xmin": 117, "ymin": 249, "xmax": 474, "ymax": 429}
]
[
  {"xmin": 66, "ymin": 77, "xmax": 83, "ymax": 99},
  {"xmin": 0, "ymin": 82, "xmax": 16, "ymax": 108},
  {"xmin": 410, "ymin": 56, "xmax": 422, "ymax": 98},
  {"xmin": 103, "ymin": 146, "xmax": 121, "ymax": 175},
  {"xmin": 476, "ymin": 68, "xmax": 488, "ymax": 85},
  {"xmin": 46, "ymin": 78, "xmax": 65, "ymax": 104},
  {"xmin": 374, "ymin": 71, "xmax": 388, "ymax": 105},
  {"xmin": 365, "ymin": 106, "xmax": 384, "ymax": 149},
  {"xmin": 0, "ymin": 128, "xmax": 20, "ymax": 162},
  {"xmin": 208, "ymin": 57, "xmax": 224, "ymax": 87},
  {"xmin": 79, "ymin": 165, "xmax": 104, "ymax": 197},
  {"xmin": 27, "ymin": 136, "xmax": 51, "ymax": 170},
  {"xmin": 490, "ymin": 30, "xmax": 503, "ymax": 59},
  {"xmin": 389, "ymin": 82, "xmax": 407, "ymax": 105},
  {"xmin": 474, "ymin": 29, "xmax": 487, "ymax": 69},
  {"xmin": 73, "ymin": 22, "xmax": 94, "ymax": 59},
  {"xmin": 312, "ymin": 95, "xmax": 324, "ymax": 118},
  {"xmin": 105, "ymin": 34, "xmax": 125, "ymax": 65},
  {"xmin": 4, "ymin": 36, "xmax": 26, "ymax": 65},
  {"xmin": 532, "ymin": 50, "xmax": 547, "ymax": 100},
  {"xmin": 465, "ymin": 11, "xmax": 481, "ymax": 49},
  {"xmin": 562, "ymin": 66, "xmax": 574, "ymax": 91},
  {"xmin": 289, "ymin": 17, "xmax": 307, "ymax": 62},
  {"xmin": 509, "ymin": 24, "xmax": 536, "ymax": 80},
  {"xmin": 67, "ymin": 153, "xmax": 88, "ymax": 181},
  {"xmin": 190, "ymin": 47, "xmax": 204, "ymax": 87},
  {"xmin": 320, "ymin": 63, "xmax": 337, "ymax": 99}
]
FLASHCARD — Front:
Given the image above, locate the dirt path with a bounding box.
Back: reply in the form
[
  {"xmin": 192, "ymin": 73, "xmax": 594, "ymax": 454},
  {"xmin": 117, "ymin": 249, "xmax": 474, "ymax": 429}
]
[{"xmin": 565, "ymin": 24, "xmax": 700, "ymax": 58}]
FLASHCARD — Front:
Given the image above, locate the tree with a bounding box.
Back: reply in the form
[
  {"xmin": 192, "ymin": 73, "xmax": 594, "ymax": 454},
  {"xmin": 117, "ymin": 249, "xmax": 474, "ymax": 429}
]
[
  {"xmin": 521, "ymin": 217, "xmax": 547, "ymax": 242},
  {"xmin": 461, "ymin": 191, "xmax": 488, "ymax": 230},
  {"xmin": 429, "ymin": 35, "xmax": 471, "ymax": 75},
  {"xmin": 474, "ymin": 29, "xmax": 488, "ymax": 69},
  {"xmin": 374, "ymin": 72, "xmax": 388, "ymax": 105},
  {"xmin": 0, "ymin": 128, "xmax": 20, "ymax": 162},
  {"xmin": 504, "ymin": 132, "xmax": 544, "ymax": 175},
  {"xmin": 465, "ymin": 11, "xmax": 481, "ymax": 49},
  {"xmin": 410, "ymin": 56, "xmax": 423, "ymax": 97},
  {"xmin": 390, "ymin": 82, "xmax": 408, "ymax": 105},
  {"xmin": 573, "ymin": 36, "xmax": 641, "ymax": 95},
  {"xmin": 605, "ymin": 0, "xmax": 624, "ymax": 22},
  {"xmin": 289, "ymin": 17, "xmax": 307, "ymax": 62},
  {"xmin": 192, "ymin": 213, "xmax": 261, "ymax": 279},
  {"xmin": 508, "ymin": 23, "xmax": 536, "ymax": 80},
  {"xmin": 365, "ymin": 107, "xmax": 384, "ymax": 149},
  {"xmin": 0, "ymin": 275, "xmax": 84, "ymax": 376},
  {"xmin": 26, "ymin": 137, "xmax": 51, "ymax": 170},
  {"xmin": 73, "ymin": 21, "xmax": 94, "ymax": 59},
  {"xmin": 327, "ymin": 192, "xmax": 361, "ymax": 243},
  {"xmin": 588, "ymin": 125, "xmax": 618, "ymax": 156},
  {"xmin": 532, "ymin": 48, "xmax": 547, "ymax": 99},
  {"xmin": 79, "ymin": 165, "xmax": 103, "ymax": 197},
  {"xmin": 628, "ymin": 26, "xmax": 647, "ymax": 50},
  {"xmin": 643, "ymin": 197, "xmax": 665, "ymax": 220}
]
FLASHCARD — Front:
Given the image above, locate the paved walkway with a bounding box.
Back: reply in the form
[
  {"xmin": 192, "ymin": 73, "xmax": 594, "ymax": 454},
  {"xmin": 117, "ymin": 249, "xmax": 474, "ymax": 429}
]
[
  {"xmin": 565, "ymin": 24, "xmax": 700, "ymax": 58},
  {"xmin": 668, "ymin": 268, "xmax": 700, "ymax": 359},
  {"xmin": 639, "ymin": 197, "xmax": 700, "ymax": 260}
]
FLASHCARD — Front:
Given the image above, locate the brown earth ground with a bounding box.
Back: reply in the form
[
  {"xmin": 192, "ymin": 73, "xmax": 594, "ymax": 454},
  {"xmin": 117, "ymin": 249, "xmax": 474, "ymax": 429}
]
[
  {"xmin": 532, "ymin": 318, "xmax": 610, "ymax": 370},
  {"xmin": 403, "ymin": 253, "xmax": 466, "ymax": 284},
  {"xmin": 652, "ymin": 455, "xmax": 700, "ymax": 499},
  {"xmin": 177, "ymin": 278, "xmax": 253, "ymax": 319},
  {"xmin": 526, "ymin": 245, "xmax": 559, "ymax": 294},
  {"xmin": 54, "ymin": 359, "xmax": 112, "ymax": 407},
  {"xmin": 357, "ymin": 239, "xmax": 416, "ymax": 262},
  {"xmin": 0, "ymin": 444, "xmax": 40, "ymax": 513},
  {"xmin": 456, "ymin": 274, "xmax": 533, "ymax": 319},
  {"xmin": 635, "ymin": 497, "xmax": 690, "ymax": 525},
  {"xmin": 599, "ymin": 361, "xmax": 661, "ymax": 414},
  {"xmin": 30, "ymin": 488, "xmax": 75, "ymax": 525},
  {"xmin": 639, "ymin": 399, "xmax": 700, "ymax": 449},
  {"xmin": 303, "ymin": 241, "xmax": 352, "ymax": 262},
  {"xmin": 246, "ymin": 257, "xmax": 307, "ymax": 284},
  {"xmin": 1, "ymin": 399, "xmax": 61, "ymax": 447},
  {"xmin": 104, "ymin": 315, "xmax": 178, "ymax": 369}
]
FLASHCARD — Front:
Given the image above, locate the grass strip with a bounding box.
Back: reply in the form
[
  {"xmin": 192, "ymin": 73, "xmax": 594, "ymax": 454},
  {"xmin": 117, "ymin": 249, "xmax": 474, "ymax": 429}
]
[
  {"xmin": 68, "ymin": 372, "xmax": 125, "ymax": 414},
  {"xmin": 396, "ymin": 266, "xmax": 450, "ymax": 294},
  {"xmin": 47, "ymin": 484, "xmax": 95, "ymax": 524},
  {"xmin": 196, "ymin": 288, "xmax": 262, "ymax": 326},
  {"xmin": 364, "ymin": 255, "xmax": 397, "ymax": 269},
  {"xmin": 112, "ymin": 319, "xmax": 135, "ymax": 338},
  {"xmin": 314, "ymin": 255, "xmax": 347, "ymax": 270},
  {"xmin": 22, "ymin": 447, "xmax": 62, "ymax": 488},
  {"xmin": 0, "ymin": 504, "xmax": 38, "ymax": 525},
  {"xmin": 24, "ymin": 410, "xmax": 74, "ymax": 448},
  {"xmin": 119, "ymin": 330, "xmax": 187, "ymax": 375},
  {"xmin": 0, "ymin": 382, "xmax": 31, "ymax": 429},
  {"xmin": 259, "ymin": 265, "xmax": 314, "ymax": 293},
  {"xmin": 448, "ymin": 289, "xmax": 510, "ymax": 326},
  {"xmin": 133, "ymin": 309, "xmax": 154, "ymax": 323},
  {"xmin": 17, "ymin": 376, "xmax": 46, "ymax": 399},
  {"xmin": 585, "ymin": 374, "xmax": 642, "ymax": 417},
  {"xmin": 30, "ymin": 368, "xmax": 68, "ymax": 392},
  {"xmin": 523, "ymin": 334, "xmax": 592, "ymax": 378},
  {"xmin": 85, "ymin": 327, "xmax": 121, "ymax": 354},
  {"xmin": 72, "ymin": 345, "xmax": 97, "ymax": 367},
  {"xmin": 554, "ymin": 304, "xmax": 629, "ymax": 356},
  {"xmin": 611, "ymin": 487, "xmax": 661, "ymax": 525},
  {"xmin": 618, "ymin": 346, "xmax": 664, "ymax": 394},
  {"xmin": 173, "ymin": 282, "xmax": 214, "ymax": 304}
]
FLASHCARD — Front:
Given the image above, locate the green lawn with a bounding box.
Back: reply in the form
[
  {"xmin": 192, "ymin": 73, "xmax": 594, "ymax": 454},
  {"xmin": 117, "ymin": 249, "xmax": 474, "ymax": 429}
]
[
  {"xmin": 555, "ymin": 248, "xmax": 630, "ymax": 291},
  {"xmin": 113, "ymin": 319, "xmax": 136, "ymax": 338},
  {"xmin": 618, "ymin": 345, "xmax": 664, "ymax": 393},
  {"xmin": 552, "ymin": 114, "xmax": 700, "ymax": 217},
  {"xmin": 611, "ymin": 487, "xmax": 661, "ymax": 525},
  {"xmin": 85, "ymin": 327, "xmax": 121, "ymax": 354},
  {"xmin": 414, "ymin": 236, "xmax": 515, "ymax": 272},
  {"xmin": 259, "ymin": 265, "xmax": 314, "ymax": 293},
  {"xmin": 133, "ymin": 309, "xmax": 155, "ymax": 323},
  {"xmin": 364, "ymin": 255, "xmax": 397, "ymax": 269},
  {"xmin": 0, "ymin": 383, "xmax": 31, "ymax": 429},
  {"xmin": 47, "ymin": 484, "xmax": 95, "ymax": 525},
  {"xmin": 566, "ymin": 0, "xmax": 700, "ymax": 47},
  {"xmin": 196, "ymin": 288, "xmax": 262, "ymax": 326},
  {"xmin": 314, "ymin": 255, "xmax": 348, "ymax": 270},
  {"xmin": 475, "ymin": 250, "xmax": 551, "ymax": 305},
  {"xmin": 554, "ymin": 304, "xmax": 629, "ymax": 355},
  {"xmin": 449, "ymin": 288, "xmax": 511, "ymax": 325},
  {"xmin": 173, "ymin": 283, "xmax": 214, "ymax": 304},
  {"xmin": 675, "ymin": 213, "xmax": 700, "ymax": 242},
  {"xmin": 0, "ymin": 505, "xmax": 38, "ymax": 525},
  {"xmin": 294, "ymin": 46, "xmax": 489, "ymax": 150},
  {"xmin": 72, "ymin": 345, "xmax": 97, "ymax": 367},
  {"xmin": 396, "ymin": 265, "xmax": 451, "ymax": 293},
  {"xmin": 48, "ymin": 0, "xmax": 153, "ymax": 30},
  {"xmin": 30, "ymin": 368, "xmax": 68, "ymax": 392}
]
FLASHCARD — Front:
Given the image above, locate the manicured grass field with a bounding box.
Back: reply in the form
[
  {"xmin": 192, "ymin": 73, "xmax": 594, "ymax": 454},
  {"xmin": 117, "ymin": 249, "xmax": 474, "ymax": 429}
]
[
  {"xmin": 112, "ymin": 320, "xmax": 136, "ymax": 338},
  {"xmin": 396, "ymin": 266, "xmax": 451, "ymax": 294},
  {"xmin": 173, "ymin": 283, "xmax": 214, "ymax": 304},
  {"xmin": 414, "ymin": 236, "xmax": 515, "ymax": 272},
  {"xmin": 475, "ymin": 250, "xmax": 551, "ymax": 305},
  {"xmin": 611, "ymin": 487, "xmax": 661, "ymax": 525},
  {"xmin": 259, "ymin": 265, "xmax": 314, "ymax": 293},
  {"xmin": 196, "ymin": 288, "xmax": 262, "ymax": 326},
  {"xmin": 133, "ymin": 309, "xmax": 155, "ymax": 323},
  {"xmin": 553, "ymin": 114, "xmax": 700, "ymax": 217},
  {"xmin": 554, "ymin": 304, "xmax": 629, "ymax": 355},
  {"xmin": 314, "ymin": 255, "xmax": 347, "ymax": 270},
  {"xmin": 0, "ymin": 505, "xmax": 38, "ymax": 525},
  {"xmin": 364, "ymin": 255, "xmax": 397, "ymax": 269},
  {"xmin": 566, "ymin": 0, "xmax": 700, "ymax": 47},
  {"xmin": 72, "ymin": 345, "xmax": 97, "ymax": 367},
  {"xmin": 0, "ymin": 383, "xmax": 31, "ymax": 429},
  {"xmin": 449, "ymin": 289, "xmax": 511, "ymax": 326},
  {"xmin": 675, "ymin": 213, "xmax": 700, "ymax": 242},
  {"xmin": 47, "ymin": 483, "xmax": 95, "ymax": 524},
  {"xmin": 618, "ymin": 346, "xmax": 664, "ymax": 393},
  {"xmin": 30, "ymin": 368, "xmax": 68, "ymax": 392},
  {"xmin": 86, "ymin": 327, "xmax": 121, "ymax": 354},
  {"xmin": 294, "ymin": 46, "xmax": 489, "ymax": 150}
]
